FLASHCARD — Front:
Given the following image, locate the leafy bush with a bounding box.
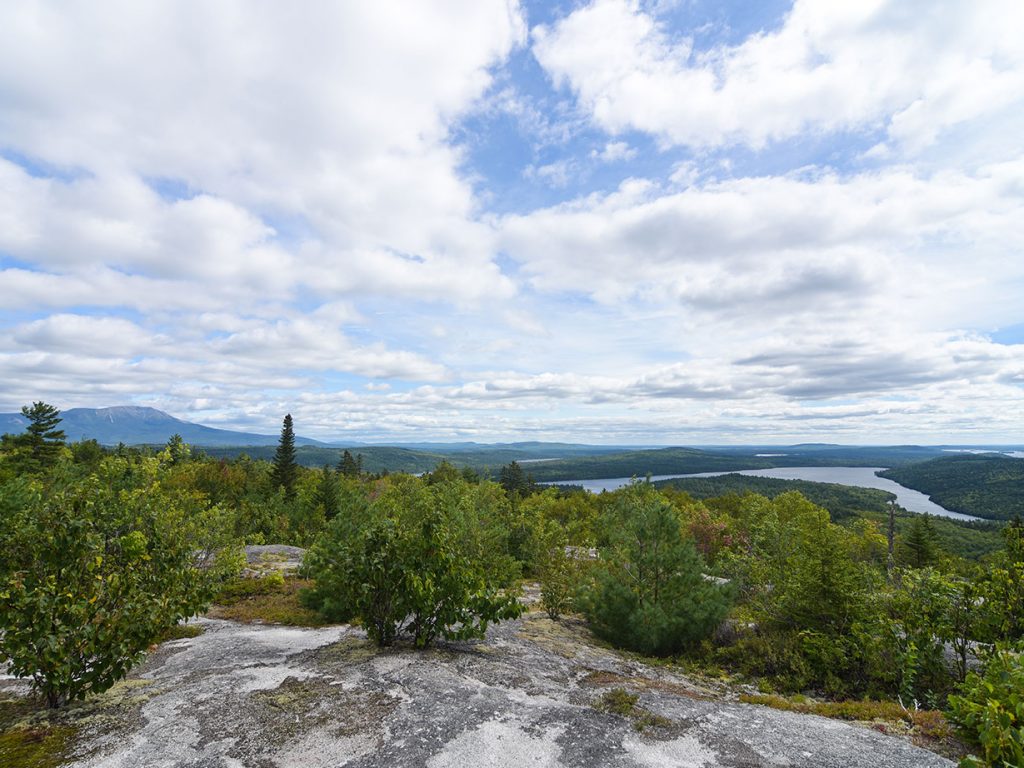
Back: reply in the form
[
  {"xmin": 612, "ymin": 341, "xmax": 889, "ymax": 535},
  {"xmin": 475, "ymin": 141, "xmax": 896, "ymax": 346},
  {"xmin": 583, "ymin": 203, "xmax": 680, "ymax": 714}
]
[
  {"xmin": 579, "ymin": 482, "xmax": 732, "ymax": 656},
  {"xmin": 0, "ymin": 457, "xmax": 239, "ymax": 707},
  {"xmin": 947, "ymin": 646, "xmax": 1024, "ymax": 767},
  {"xmin": 531, "ymin": 519, "xmax": 589, "ymax": 620},
  {"xmin": 303, "ymin": 476, "xmax": 522, "ymax": 647}
]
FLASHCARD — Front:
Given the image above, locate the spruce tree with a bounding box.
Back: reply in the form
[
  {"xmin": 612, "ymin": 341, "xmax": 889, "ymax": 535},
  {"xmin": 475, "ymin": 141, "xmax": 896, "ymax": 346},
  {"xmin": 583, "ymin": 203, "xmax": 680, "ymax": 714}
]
[
  {"xmin": 901, "ymin": 513, "xmax": 939, "ymax": 568},
  {"xmin": 337, "ymin": 449, "xmax": 361, "ymax": 477},
  {"xmin": 314, "ymin": 465, "xmax": 340, "ymax": 519},
  {"xmin": 270, "ymin": 414, "xmax": 298, "ymax": 499}
]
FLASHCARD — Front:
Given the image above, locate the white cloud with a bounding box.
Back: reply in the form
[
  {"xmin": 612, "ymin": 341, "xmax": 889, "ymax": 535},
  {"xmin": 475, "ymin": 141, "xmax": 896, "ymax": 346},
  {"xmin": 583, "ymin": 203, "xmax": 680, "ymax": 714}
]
[
  {"xmin": 532, "ymin": 0, "xmax": 1024, "ymax": 153},
  {"xmin": 1, "ymin": 1, "xmax": 1021, "ymax": 443},
  {"xmin": 0, "ymin": 1, "xmax": 524, "ymax": 308},
  {"xmin": 591, "ymin": 141, "xmax": 637, "ymax": 162},
  {"xmin": 499, "ymin": 162, "xmax": 1024, "ymax": 329}
]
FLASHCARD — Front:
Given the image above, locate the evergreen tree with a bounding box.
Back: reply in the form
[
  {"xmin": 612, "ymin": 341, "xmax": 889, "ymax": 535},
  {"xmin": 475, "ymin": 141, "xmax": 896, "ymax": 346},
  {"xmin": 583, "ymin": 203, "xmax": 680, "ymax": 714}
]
[
  {"xmin": 581, "ymin": 482, "xmax": 732, "ymax": 655},
  {"xmin": 314, "ymin": 465, "xmax": 340, "ymax": 520},
  {"xmin": 499, "ymin": 461, "xmax": 533, "ymax": 497},
  {"xmin": 337, "ymin": 449, "xmax": 361, "ymax": 477},
  {"xmin": 900, "ymin": 513, "xmax": 939, "ymax": 568},
  {"xmin": 2, "ymin": 401, "xmax": 66, "ymax": 473},
  {"xmin": 164, "ymin": 433, "xmax": 190, "ymax": 465},
  {"xmin": 270, "ymin": 414, "xmax": 298, "ymax": 499}
]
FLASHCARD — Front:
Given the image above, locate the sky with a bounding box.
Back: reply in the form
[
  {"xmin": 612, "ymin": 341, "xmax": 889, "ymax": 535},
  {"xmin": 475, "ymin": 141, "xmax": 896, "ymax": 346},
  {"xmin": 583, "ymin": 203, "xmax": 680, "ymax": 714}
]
[{"xmin": 1, "ymin": 0, "xmax": 1022, "ymax": 444}]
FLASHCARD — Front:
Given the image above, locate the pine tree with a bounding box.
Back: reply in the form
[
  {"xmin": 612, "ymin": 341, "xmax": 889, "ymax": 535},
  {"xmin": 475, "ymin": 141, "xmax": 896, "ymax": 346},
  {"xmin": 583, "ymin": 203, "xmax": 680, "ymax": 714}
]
[
  {"xmin": 581, "ymin": 482, "xmax": 732, "ymax": 655},
  {"xmin": 270, "ymin": 414, "xmax": 298, "ymax": 499},
  {"xmin": 4, "ymin": 401, "xmax": 66, "ymax": 472}
]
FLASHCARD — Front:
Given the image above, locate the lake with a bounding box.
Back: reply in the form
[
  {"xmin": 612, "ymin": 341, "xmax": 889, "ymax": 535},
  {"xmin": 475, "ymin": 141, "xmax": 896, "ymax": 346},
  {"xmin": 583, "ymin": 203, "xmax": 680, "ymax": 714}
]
[{"xmin": 547, "ymin": 466, "xmax": 980, "ymax": 522}]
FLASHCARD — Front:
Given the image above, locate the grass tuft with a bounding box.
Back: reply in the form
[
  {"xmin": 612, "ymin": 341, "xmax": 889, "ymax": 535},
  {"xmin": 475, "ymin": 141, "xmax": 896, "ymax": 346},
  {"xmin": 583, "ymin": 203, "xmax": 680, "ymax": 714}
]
[{"xmin": 208, "ymin": 576, "xmax": 331, "ymax": 627}]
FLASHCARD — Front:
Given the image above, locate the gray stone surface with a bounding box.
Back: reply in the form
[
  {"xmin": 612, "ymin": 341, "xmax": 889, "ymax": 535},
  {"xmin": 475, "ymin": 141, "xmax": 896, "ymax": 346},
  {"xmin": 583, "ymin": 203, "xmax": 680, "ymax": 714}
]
[
  {"xmin": 241, "ymin": 545, "xmax": 307, "ymax": 577},
  {"xmin": 54, "ymin": 612, "xmax": 952, "ymax": 768}
]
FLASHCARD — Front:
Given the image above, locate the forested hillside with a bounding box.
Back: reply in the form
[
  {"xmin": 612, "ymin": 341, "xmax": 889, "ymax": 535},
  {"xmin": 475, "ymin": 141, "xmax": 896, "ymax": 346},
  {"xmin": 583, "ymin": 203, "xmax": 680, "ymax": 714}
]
[{"xmin": 880, "ymin": 454, "xmax": 1024, "ymax": 521}]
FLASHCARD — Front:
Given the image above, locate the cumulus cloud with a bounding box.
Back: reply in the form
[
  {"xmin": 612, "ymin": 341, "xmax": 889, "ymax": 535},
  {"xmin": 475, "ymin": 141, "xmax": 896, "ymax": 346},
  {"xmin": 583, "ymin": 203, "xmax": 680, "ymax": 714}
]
[
  {"xmin": 532, "ymin": 0, "xmax": 1024, "ymax": 152},
  {"xmin": 1, "ymin": 1, "xmax": 1021, "ymax": 443},
  {"xmin": 0, "ymin": 1, "xmax": 524, "ymax": 308}
]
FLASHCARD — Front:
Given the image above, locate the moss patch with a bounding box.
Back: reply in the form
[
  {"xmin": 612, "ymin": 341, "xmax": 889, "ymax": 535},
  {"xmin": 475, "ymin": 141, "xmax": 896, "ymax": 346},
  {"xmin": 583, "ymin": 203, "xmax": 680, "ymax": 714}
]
[
  {"xmin": 207, "ymin": 577, "xmax": 330, "ymax": 627},
  {"xmin": 152, "ymin": 623, "xmax": 205, "ymax": 643},
  {"xmin": 516, "ymin": 614, "xmax": 590, "ymax": 659},
  {"xmin": 0, "ymin": 694, "xmax": 75, "ymax": 768},
  {"xmin": 593, "ymin": 688, "xmax": 673, "ymax": 733},
  {"xmin": 739, "ymin": 693, "xmax": 967, "ymax": 760},
  {"xmin": 199, "ymin": 676, "xmax": 398, "ymax": 758},
  {"xmin": 580, "ymin": 668, "xmax": 711, "ymax": 701},
  {"xmin": 312, "ymin": 636, "xmax": 380, "ymax": 665},
  {"xmin": 0, "ymin": 723, "xmax": 76, "ymax": 768}
]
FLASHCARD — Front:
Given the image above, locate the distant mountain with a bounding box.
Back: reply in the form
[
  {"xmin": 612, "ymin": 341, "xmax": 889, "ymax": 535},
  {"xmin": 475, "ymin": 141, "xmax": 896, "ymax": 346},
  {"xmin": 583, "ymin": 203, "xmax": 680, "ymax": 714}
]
[{"xmin": 0, "ymin": 406, "xmax": 327, "ymax": 448}]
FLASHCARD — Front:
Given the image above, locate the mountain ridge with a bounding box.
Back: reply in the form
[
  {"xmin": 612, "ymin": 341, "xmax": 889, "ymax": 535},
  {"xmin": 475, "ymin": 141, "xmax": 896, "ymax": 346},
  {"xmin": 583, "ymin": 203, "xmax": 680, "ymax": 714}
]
[{"xmin": 0, "ymin": 406, "xmax": 328, "ymax": 448}]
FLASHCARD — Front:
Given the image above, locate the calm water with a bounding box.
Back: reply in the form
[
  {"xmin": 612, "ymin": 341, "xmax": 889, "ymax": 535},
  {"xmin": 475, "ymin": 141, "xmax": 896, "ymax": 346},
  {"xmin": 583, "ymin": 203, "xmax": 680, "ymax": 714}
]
[{"xmin": 549, "ymin": 466, "xmax": 980, "ymax": 522}]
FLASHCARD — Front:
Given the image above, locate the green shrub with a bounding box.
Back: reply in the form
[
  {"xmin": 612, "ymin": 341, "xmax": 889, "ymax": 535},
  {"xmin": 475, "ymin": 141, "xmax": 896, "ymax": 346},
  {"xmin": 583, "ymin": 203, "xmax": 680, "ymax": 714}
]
[
  {"xmin": 215, "ymin": 571, "xmax": 287, "ymax": 603},
  {"xmin": 580, "ymin": 482, "xmax": 732, "ymax": 656},
  {"xmin": 947, "ymin": 647, "xmax": 1024, "ymax": 767},
  {"xmin": 304, "ymin": 476, "xmax": 522, "ymax": 647},
  {"xmin": 0, "ymin": 457, "xmax": 239, "ymax": 707},
  {"xmin": 533, "ymin": 520, "xmax": 588, "ymax": 620}
]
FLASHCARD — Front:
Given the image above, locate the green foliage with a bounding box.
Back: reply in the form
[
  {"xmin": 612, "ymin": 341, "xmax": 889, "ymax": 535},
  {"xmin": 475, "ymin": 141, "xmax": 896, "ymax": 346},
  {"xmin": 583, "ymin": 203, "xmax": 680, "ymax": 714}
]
[
  {"xmin": 303, "ymin": 476, "xmax": 523, "ymax": 647},
  {"xmin": 854, "ymin": 568, "xmax": 958, "ymax": 702},
  {"xmin": 312, "ymin": 465, "xmax": 341, "ymax": 520},
  {"xmin": 0, "ymin": 402, "xmax": 67, "ymax": 475},
  {"xmin": 532, "ymin": 519, "xmax": 588, "ymax": 620},
  {"xmin": 163, "ymin": 433, "xmax": 190, "ymax": 465},
  {"xmin": 900, "ymin": 513, "xmax": 941, "ymax": 568},
  {"xmin": 270, "ymin": 414, "xmax": 298, "ymax": 499},
  {"xmin": 0, "ymin": 456, "xmax": 240, "ymax": 708},
  {"xmin": 337, "ymin": 449, "xmax": 363, "ymax": 477},
  {"xmin": 881, "ymin": 455, "xmax": 1024, "ymax": 522},
  {"xmin": 975, "ymin": 522, "xmax": 1024, "ymax": 643},
  {"xmin": 21, "ymin": 402, "xmax": 66, "ymax": 463},
  {"xmin": 499, "ymin": 460, "xmax": 534, "ymax": 497},
  {"xmin": 69, "ymin": 439, "xmax": 106, "ymax": 470},
  {"xmin": 740, "ymin": 492, "xmax": 867, "ymax": 635},
  {"xmin": 580, "ymin": 482, "xmax": 732, "ymax": 656},
  {"xmin": 658, "ymin": 474, "xmax": 895, "ymax": 521},
  {"xmin": 948, "ymin": 647, "xmax": 1024, "ymax": 768}
]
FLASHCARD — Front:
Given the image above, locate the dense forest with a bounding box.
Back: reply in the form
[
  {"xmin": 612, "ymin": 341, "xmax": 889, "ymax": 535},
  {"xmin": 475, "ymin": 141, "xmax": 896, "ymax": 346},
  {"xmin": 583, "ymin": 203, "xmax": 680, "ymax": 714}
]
[
  {"xmin": 1, "ymin": 405, "xmax": 1022, "ymax": 766},
  {"xmin": 654, "ymin": 474, "xmax": 1006, "ymax": 561},
  {"xmin": 881, "ymin": 455, "xmax": 1024, "ymax": 521}
]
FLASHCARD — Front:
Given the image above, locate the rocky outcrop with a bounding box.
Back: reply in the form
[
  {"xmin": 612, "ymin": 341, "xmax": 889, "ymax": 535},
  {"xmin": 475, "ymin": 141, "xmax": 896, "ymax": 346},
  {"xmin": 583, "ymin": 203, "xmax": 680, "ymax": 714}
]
[{"xmin": 54, "ymin": 612, "xmax": 951, "ymax": 768}]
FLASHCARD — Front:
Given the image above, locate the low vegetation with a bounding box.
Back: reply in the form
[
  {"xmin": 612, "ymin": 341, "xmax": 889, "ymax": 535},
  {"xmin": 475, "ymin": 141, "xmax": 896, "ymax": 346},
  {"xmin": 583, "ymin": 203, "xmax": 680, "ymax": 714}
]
[
  {"xmin": 2, "ymin": 403, "xmax": 1022, "ymax": 765},
  {"xmin": 209, "ymin": 573, "xmax": 329, "ymax": 627}
]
